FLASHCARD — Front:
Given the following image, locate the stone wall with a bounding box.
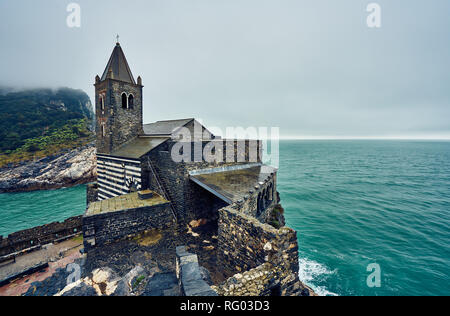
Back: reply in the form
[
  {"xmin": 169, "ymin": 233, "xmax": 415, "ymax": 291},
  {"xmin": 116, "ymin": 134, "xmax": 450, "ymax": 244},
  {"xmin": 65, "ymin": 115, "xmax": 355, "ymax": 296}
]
[
  {"xmin": 82, "ymin": 203, "xmax": 175, "ymax": 250},
  {"xmin": 143, "ymin": 142, "xmax": 187, "ymax": 222},
  {"xmin": 181, "ymin": 119, "xmax": 215, "ymax": 141},
  {"xmin": 176, "ymin": 246, "xmax": 217, "ymax": 296},
  {"xmin": 212, "ymin": 262, "xmax": 313, "ymax": 297},
  {"xmin": 0, "ymin": 216, "xmax": 82, "ymax": 257},
  {"xmin": 143, "ymin": 139, "xmax": 263, "ymax": 224},
  {"xmin": 86, "ymin": 183, "xmax": 98, "ymax": 206},
  {"xmin": 217, "ymin": 207, "xmax": 302, "ymax": 296},
  {"xmin": 185, "ymin": 179, "xmax": 228, "ymax": 224},
  {"xmin": 95, "ymin": 78, "xmax": 143, "ymax": 155},
  {"xmin": 174, "ymin": 139, "xmax": 262, "ymax": 165},
  {"xmin": 212, "ymin": 263, "xmax": 278, "ymax": 296},
  {"xmin": 231, "ymin": 172, "xmax": 277, "ymax": 223}
]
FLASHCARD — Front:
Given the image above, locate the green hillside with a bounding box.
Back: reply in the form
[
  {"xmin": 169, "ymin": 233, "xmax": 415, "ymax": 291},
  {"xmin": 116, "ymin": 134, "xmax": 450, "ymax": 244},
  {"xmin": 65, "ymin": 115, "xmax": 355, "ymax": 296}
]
[{"xmin": 0, "ymin": 88, "xmax": 94, "ymax": 167}]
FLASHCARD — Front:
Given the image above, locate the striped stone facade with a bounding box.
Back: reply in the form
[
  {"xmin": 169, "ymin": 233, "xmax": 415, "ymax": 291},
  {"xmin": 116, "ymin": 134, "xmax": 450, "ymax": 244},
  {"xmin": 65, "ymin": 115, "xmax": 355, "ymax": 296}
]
[{"xmin": 96, "ymin": 154, "xmax": 142, "ymax": 200}]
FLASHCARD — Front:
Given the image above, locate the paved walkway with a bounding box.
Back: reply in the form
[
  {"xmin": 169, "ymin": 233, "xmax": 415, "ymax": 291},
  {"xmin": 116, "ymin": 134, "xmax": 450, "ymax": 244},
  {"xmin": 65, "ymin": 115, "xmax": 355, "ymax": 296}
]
[{"xmin": 0, "ymin": 237, "xmax": 83, "ymax": 296}]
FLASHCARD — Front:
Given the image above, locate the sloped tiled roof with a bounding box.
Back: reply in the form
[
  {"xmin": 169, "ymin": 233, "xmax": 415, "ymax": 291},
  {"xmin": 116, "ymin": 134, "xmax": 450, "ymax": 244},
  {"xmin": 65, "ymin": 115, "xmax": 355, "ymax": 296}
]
[
  {"xmin": 109, "ymin": 136, "xmax": 169, "ymax": 159},
  {"xmin": 143, "ymin": 118, "xmax": 194, "ymax": 136},
  {"xmin": 101, "ymin": 43, "xmax": 136, "ymax": 84}
]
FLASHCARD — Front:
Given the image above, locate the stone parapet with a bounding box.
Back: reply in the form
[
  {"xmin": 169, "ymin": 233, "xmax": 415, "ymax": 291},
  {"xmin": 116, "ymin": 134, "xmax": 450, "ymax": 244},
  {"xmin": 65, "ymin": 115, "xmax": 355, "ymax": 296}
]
[
  {"xmin": 175, "ymin": 246, "xmax": 217, "ymax": 296},
  {"xmin": 83, "ymin": 199, "xmax": 174, "ymax": 251},
  {"xmin": 0, "ymin": 216, "xmax": 82, "ymax": 258},
  {"xmin": 217, "ymin": 207, "xmax": 302, "ymax": 296}
]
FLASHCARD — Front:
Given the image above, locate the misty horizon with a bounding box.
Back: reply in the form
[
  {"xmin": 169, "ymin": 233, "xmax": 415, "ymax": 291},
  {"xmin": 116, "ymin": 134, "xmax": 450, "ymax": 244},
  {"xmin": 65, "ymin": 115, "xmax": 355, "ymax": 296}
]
[{"xmin": 1, "ymin": 0, "xmax": 449, "ymax": 139}]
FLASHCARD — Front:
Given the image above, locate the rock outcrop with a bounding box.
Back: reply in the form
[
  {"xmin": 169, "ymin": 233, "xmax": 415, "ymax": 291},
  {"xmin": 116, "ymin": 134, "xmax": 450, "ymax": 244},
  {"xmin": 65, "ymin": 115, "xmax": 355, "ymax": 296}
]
[{"xmin": 0, "ymin": 143, "xmax": 96, "ymax": 193}]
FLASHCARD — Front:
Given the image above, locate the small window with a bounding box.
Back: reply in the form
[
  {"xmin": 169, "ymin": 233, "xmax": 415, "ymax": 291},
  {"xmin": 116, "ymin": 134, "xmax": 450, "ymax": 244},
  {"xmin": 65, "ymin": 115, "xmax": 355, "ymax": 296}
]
[
  {"xmin": 122, "ymin": 93, "xmax": 128, "ymax": 109},
  {"xmin": 102, "ymin": 124, "xmax": 106, "ymax": 137},
  {"xmin": 128, "ymin": 94, "xmax": 134, "ymax": 109},
  {"xmin": 100, "ymin": 95, "xmax": 104, "ymax": 110}
]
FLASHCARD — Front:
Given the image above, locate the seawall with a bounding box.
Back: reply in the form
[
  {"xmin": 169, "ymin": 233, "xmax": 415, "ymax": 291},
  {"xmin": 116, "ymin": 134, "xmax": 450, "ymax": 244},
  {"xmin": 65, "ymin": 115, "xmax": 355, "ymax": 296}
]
[{"xmin": 0, "ymin": 216, "xmax": 82, "ymax": 258}]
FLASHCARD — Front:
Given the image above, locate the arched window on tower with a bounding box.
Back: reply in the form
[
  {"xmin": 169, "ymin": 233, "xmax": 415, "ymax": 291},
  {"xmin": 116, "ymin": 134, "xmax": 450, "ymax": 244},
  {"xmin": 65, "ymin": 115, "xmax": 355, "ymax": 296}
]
[
  {"xmin": 122, "ymin": 93, "xmax": 128, "ymax": 109},
  {"xmin": 99, "ymin": 95, "xmax": 104, "ymax": 110},
  {"xmin": 128, "ymin": 94, "xmax": 134, "ymax": 109},
  {"xmin": 101, "ymin": 124, "xmax": 106, "ymax": 137}
]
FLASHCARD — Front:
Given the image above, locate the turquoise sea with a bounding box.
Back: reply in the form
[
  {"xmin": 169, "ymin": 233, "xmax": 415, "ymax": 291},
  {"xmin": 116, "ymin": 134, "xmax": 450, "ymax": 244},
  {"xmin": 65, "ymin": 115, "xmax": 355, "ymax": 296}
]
[
  {"xmin": 0, "ymin": 185, "xmax": 86, "ymax": 237},
  {"xmin": 278, "ymin": 141, "xmax": 450, "ymax": 296},
  {"xmin": 1, "ymin": 141, "xmax": 449, "ymax": 296}
]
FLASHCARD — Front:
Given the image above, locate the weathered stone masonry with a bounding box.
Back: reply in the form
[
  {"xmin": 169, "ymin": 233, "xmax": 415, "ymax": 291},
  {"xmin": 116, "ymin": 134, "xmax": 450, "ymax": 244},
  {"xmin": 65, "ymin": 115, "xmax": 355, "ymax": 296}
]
[
  {"xmin": 232, "ymin": 171, "xmax": 278, "ymax": 224},
  {"xmin": 217, "ymin": 207, "xmax": 303, "ymax": 296},
  {"xmin": 83, "ymin": 202, "xmax": 175, "ymax": 251},
  {"xmin": 79, "ymin": 42, "xmax": 312, "ymax": 296},
  {"xmin": 212, "ymin": 263, "xmax": 278, "ymax": 296},
  {"xmin": 143, "ymin": 139, "xmax": 263, "ymax": 224},
  {"xmin": 176, "ymin": 246, "xmax": 217, "ymax": 296},
  {"xmin": 86, "ymin": 183, "xmax": 98, "ymax": 206},
  {"xmin": 95, "ymin": 61, "xmax": 143, "ymax": 155},
  {"xmin": 0, "ymin": 216, "xmax": 82, "ymax": 258}
]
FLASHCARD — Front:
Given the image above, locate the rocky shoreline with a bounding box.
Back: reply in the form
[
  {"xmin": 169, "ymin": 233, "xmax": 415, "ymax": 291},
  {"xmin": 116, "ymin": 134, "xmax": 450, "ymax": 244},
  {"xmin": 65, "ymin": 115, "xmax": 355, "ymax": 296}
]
[{"xmin": 0, "ymin": 143, "xmax": 96, "ymax": 193}]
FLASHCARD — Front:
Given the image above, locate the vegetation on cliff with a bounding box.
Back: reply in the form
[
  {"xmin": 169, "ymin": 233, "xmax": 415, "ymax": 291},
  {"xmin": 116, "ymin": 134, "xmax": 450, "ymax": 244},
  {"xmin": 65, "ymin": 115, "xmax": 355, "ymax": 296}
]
[{"xmin": 0, "ymin": 88, "xmax": 94, "ymax": 168}]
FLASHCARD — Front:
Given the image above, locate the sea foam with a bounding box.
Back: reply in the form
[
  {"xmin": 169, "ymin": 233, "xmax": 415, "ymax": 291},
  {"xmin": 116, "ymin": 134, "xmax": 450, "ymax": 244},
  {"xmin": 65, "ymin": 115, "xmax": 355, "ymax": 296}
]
[{"xmin": 298, "ymin": 257, "xmax": 338, "ymax": 296}]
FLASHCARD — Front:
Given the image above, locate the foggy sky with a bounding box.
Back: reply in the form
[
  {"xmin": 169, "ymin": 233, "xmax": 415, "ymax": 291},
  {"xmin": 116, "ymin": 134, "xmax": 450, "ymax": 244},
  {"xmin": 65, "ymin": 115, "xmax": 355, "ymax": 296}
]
[{"xmin": 1, "ymin": 0, "xmax": 449, "ymax": 138}]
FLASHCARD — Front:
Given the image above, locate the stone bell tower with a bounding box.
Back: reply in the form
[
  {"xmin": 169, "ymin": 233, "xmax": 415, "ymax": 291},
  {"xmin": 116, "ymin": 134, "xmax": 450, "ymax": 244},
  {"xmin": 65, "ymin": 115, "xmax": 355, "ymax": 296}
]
[{"xmin": 94, "ymin": 40, "xmax": 144, "ymax": 155}]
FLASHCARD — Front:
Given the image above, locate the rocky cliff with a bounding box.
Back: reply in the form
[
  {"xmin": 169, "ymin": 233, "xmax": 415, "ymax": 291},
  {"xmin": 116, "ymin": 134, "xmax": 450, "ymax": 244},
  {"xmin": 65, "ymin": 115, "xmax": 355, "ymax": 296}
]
[{"xmin": 0, "ymin": 143, "xmax": 96, "ymax": 193}]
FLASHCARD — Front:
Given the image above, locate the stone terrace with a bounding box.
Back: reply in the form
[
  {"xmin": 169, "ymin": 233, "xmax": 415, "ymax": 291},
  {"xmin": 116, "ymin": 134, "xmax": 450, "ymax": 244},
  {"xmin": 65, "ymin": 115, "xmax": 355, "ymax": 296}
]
[
  {"xmin": 85, "ymin": 191, "xmax": 168, "ymax": 216},
  {"xmin": 189, "ymin": 164, "xmax": 277, "ymax": 204},
  {"xmin": 0, "ymin": 220, "xmax": 222, "ymax": 296}
]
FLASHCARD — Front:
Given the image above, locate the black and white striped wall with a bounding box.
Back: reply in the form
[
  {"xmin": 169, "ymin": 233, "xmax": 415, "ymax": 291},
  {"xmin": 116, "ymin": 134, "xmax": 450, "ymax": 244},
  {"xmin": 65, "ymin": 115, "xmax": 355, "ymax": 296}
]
[{"xmin": 96, "ymin": 155, "xmax": 142, "ymax": 200}]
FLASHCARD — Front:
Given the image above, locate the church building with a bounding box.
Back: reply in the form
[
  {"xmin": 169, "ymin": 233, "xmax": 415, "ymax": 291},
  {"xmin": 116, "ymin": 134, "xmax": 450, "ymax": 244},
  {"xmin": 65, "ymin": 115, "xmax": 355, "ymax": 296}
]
[
  {"xmin": 91, "ymin": 41, "xmax": 278, "ymax": 224},
  {"xmin": 82, "ymin": 41, "xmax": 306, "ymax": 297}
]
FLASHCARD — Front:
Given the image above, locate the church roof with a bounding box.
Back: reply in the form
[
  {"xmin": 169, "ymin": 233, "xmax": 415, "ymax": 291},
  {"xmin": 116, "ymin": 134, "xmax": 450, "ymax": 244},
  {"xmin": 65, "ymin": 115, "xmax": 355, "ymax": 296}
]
[
  {"xmin": 109, "ymin": 136, "xmax": 169, "ymax": 159},
  {"xmin": 101, "ymin": 43, "xmax": 136, "ymax": 84},
  {"xmin": 189, "ymin": 164, "xmax": 277, "ymax": 204},
  {"xmin": 143, "ymin": 118, "xmax": 194, "ymax": 136}
]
